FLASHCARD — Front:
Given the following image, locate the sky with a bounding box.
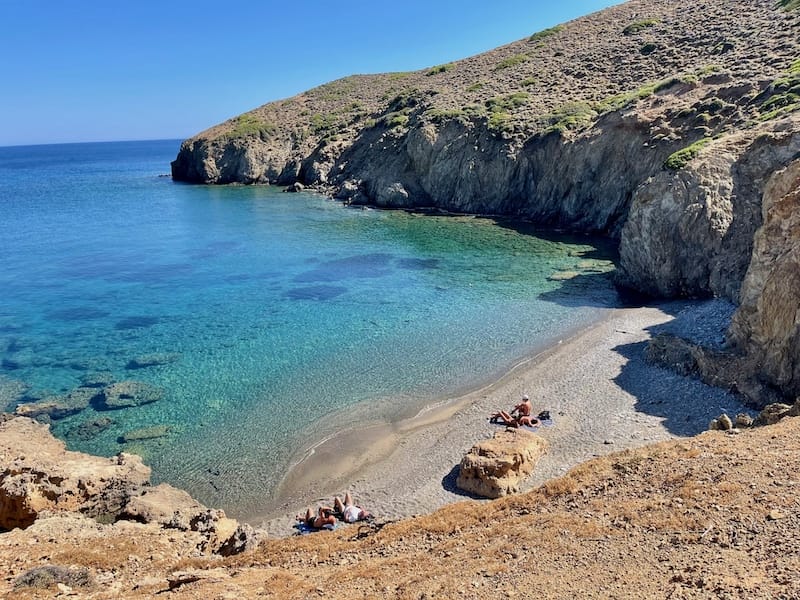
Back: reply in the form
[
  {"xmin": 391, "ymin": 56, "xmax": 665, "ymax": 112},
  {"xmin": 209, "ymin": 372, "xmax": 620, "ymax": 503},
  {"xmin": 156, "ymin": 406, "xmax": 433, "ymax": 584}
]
[{"xmin": 0, "ymin": 0, "xmax": 624, "ymax": 147}]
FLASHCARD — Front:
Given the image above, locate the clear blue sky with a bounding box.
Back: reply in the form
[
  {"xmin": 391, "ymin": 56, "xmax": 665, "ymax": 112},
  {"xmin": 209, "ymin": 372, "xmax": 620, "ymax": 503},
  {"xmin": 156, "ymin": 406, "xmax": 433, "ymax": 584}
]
[{"xmin": 0, "ymin": 0, "xmax": 623, "ymax": 147}]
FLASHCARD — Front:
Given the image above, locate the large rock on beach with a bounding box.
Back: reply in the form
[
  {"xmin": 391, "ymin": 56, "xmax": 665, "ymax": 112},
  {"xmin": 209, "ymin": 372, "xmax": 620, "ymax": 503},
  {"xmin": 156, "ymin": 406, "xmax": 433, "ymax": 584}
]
[
  {"xmin": 457, "ymin": 429, "xmax": 548, "ymax": 499},
  {"xmin": 101, "ymin": 380, "xmax": 164, "ymax": 409},
  {"xmin": 0, "ymin": 417, "xmax": 150, "ymax": 530}
]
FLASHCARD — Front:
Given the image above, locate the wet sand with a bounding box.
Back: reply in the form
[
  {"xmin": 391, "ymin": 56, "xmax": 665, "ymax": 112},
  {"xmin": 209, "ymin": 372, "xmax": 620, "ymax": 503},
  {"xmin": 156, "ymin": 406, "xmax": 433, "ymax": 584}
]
[{"xmin": 254, "ymin": 300, "xmax": 746, "ymax": 537}]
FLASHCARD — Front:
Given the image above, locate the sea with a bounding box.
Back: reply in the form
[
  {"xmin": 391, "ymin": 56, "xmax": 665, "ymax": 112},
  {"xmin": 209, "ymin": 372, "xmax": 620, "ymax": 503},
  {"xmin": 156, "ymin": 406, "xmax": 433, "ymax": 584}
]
[{"xmin": 0, "ymin": 139, "xmax": 620, "ymax": 519}]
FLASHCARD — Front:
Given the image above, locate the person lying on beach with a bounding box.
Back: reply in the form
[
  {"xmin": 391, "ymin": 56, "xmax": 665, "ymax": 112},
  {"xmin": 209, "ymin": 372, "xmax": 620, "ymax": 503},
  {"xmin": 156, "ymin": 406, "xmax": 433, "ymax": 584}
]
[
  {"xmin": 333, "ymin": 491, "xmax": 372, "ymax": 523},
  {"xmin": 296, "ymin": 505, "xmax": 336, "ymax": 529},
  {"xmin": 489, "ymin": 411, "xmax": 540, "ymax": 428},
  {"xmin": 489, "ymin": 394, "xmax": 532, "ymax": 424}
]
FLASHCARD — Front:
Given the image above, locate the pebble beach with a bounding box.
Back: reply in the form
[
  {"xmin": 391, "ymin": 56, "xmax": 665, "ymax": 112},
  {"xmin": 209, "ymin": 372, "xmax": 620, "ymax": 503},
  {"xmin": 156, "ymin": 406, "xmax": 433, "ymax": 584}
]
[{"xmin": 255, "ymin": 299, "xmax": 749, "ymax": 538}]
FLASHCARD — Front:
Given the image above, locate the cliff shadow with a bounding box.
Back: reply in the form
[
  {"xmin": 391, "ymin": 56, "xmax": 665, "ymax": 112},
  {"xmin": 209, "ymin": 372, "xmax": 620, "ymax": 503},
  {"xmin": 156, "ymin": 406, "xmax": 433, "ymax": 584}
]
[{"xmin": 609, "ymin": 299, "xmax": 749, "ymax": 436}]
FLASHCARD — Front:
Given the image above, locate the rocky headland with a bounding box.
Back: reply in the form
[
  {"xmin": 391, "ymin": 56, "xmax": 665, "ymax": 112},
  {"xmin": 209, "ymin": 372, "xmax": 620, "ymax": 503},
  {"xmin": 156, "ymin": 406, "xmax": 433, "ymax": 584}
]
[{"xmin": 173, "ymin": 0, "xmax": 800, "ymax": 407}]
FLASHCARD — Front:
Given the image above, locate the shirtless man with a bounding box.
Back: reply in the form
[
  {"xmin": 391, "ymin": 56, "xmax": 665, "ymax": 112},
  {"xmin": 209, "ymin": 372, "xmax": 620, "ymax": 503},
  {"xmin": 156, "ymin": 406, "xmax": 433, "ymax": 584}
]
[
  {"xmin": 489, "ymin": 394, "xmax": 532, "ymax": 424},
  {"xmin": 512, "ymin": 394, "xmax": 532, "ymax": 418}
]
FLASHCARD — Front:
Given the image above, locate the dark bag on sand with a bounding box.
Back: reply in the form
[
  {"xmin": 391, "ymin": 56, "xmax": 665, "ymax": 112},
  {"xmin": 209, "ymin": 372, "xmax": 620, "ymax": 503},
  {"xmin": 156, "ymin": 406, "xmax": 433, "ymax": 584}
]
[{"xmin": 537, "ymin": 410, "xmax": 551, "ymax": 421}]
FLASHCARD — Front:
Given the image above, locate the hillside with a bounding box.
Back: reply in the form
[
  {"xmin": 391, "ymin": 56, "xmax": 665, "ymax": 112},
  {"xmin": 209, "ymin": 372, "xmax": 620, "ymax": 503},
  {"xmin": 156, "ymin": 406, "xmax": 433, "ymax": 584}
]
[{"xmin": 172, "ymin": 0, "xmax": 800, "ymax": 406}]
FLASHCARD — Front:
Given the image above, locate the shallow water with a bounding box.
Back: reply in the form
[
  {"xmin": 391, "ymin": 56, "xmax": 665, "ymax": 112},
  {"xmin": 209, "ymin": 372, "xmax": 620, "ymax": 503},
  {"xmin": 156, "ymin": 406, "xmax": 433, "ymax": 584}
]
[{"xmin": 0, "ymin": 140, "xmax": 620, "ymax": 517}]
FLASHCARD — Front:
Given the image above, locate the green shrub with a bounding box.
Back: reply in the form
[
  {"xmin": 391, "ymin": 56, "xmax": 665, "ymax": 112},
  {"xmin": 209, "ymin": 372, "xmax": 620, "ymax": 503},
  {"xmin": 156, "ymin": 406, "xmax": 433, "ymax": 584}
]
[
  {"xmin": 228, "ymin": 114, "xmax": 275, "ymax": 140},
  {"xmin": 384, "ymin": 112, "xmax": 410, "ymax": 128},
  {"xmin": 485, "ymin": 92, "xmax": 530, "ymax": 113},
  {"xmin": 529, "ymin": 25, "xmax": 563, "ymax": 42},
  {"xmin": 780, "ymin": 0, "xmax": 800, "ymax": 10},
  {"xmin": 15, "ymin": 566, "xmax": 91, "ymax": 590},
  {"xmin": 466, "ymin": 82, "xmax": 485, "ymax": 92},
  {"xmin": 494, "ymin": 54, "xmax": 529, "ymax": 71},
  {"xmin": 488, "ymin": 111, "xmax": 513, "ymax": 132},
  {"xmin": 427, "ymin": 63, "xmax": 455, "ymax": 76},
  {"xmin": 388, "ymin": 91, "xmax": 420, "ymax": 112},
  {"xmin": 521, "ymin": 77, "xmax": 537, "ymax": 87},
  {"xmin": 640, "ymin": 42, "xmax": 658, "ymax": 55},
  {"xmin": 425, "ymin": 108, "xmax": 467, "ymax": 124},
  {"xmin": 664, "ymin": 138, "xmax": 711, "ymax": 170},
  {"xmin": 541, "ymin": 102, "xmax": 597, "ymax": 134},
  {"xmin": 623, "ymin": 19, "xmax": 659, "ymax": 35},
  {"xmin": 388, "ymin": 71, "xmax": 411, "ymax": 80},
  {"xmin": 595, "ymin": 75, "xmax": 695, "ymax": 114},
  {"xmin": 757, "ymin": 60, "xmax": 800, "ymax": 120},
  {"xmin": 711, "ymin": 41, "xmax": 734, "ymax": 55},
  {"xmin": 309, "ymin": 113, "xmax": 339, "ymax": 135}
]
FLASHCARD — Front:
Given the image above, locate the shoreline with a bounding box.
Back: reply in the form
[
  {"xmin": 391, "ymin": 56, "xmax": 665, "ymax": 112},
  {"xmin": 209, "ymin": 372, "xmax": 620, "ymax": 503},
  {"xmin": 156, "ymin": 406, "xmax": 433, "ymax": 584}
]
[{"xmin": 252, "ymin": 299, "xmax": 748, "ymax": 537}]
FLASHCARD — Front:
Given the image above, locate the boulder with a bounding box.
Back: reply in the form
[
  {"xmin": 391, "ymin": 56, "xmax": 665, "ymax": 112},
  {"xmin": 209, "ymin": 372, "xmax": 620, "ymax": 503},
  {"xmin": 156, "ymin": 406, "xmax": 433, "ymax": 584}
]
[
  {"xmin": 754, "ymin": 403, "xmax": 793, "ymax": 426},
  {"xmin": 0, "ymin": 417, "xmax": 261, "ymax": 555},
  {"xmin": 456, "ymin": 429, "xmax": 548, "ymax": 499},
  {"xmin": 126, "ymin": 353, "xmax": 181, "ymax": 370},
  {"xmin": 119, "ymin": 425, "xmax": 171, "ymax": 443},
  {"xmin": 283, "ymin": 182, "xmax": 304, "ymax": 193},
  {"xmin": 68, "ymin": 417, "xmax": 115, "ymax": 441},
  {"xmin": 0, "ymin": 417, "xmax": 151, "ymax": 530},
  {"xmin": 79, "ymin": 371, "xmax": 116, "ymax": 388},
  {"xmin": 101, "ymin": 380, "xmax": 164, "ymax": 409},
  {"xmin": 14, "ymin": 387, "xmax": 100, "ymax": 420},
  {"xmin": 121, "ymin": 483, "xmax": 206, "ymax": 530}
]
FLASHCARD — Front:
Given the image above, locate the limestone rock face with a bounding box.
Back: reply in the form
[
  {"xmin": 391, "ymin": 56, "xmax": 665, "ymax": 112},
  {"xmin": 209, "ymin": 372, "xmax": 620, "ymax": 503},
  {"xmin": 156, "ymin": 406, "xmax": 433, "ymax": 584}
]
[
  {"xmin": 618, "ymin": 127, "xmax": 800, "ymax": 300},
  {"xmin": 0, "ymin": 417, "xmax": 150, "ymax": 530},
  {"xmin": 729, "ymin": 159, "xmax": 800, "ymax": 398},
  {"xmin": 456, "ymin": 429, "xmax": 548, "ymax": 499}
]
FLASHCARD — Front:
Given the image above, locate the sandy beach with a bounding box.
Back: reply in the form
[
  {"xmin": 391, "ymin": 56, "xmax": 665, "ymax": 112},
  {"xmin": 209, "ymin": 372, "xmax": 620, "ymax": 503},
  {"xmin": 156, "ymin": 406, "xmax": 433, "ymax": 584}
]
[{"xmin": 255, "ymin": 299, "xmax": 748, "ymax": 537}]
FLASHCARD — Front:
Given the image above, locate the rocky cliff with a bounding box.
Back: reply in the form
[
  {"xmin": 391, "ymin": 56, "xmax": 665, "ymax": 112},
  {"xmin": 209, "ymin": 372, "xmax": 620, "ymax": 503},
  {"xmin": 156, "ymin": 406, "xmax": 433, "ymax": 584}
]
[{"xmin": 172, "ymin": 0, "xmax": 800, "ymax": 400}]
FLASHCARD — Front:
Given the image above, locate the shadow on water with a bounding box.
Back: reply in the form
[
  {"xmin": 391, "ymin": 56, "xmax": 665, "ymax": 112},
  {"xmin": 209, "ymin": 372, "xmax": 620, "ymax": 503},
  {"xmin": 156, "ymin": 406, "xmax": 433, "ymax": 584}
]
[
  {"xmin": 491, "ymin": 217, "xmax": 621, "ymax": 261},
  {"xmin": 538, "ymin": 272, "xmax": 623, "ymax": 309}
]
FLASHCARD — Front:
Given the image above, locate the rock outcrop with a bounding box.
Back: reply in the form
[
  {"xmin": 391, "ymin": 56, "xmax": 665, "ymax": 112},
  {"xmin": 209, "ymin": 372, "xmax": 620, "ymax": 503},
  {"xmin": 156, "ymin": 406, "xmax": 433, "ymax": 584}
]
[
  {"xmin": 456, "ymin": 428, "xmax": 548, "ymax": 498},
  {"xmin": 0, "ymin": 417, "xmax": 150, "ymax": 530},
  {"xmin": 729, "ymin": 159, "xmax": 800, "ymax": 399},
  {"xmin": 0, "ymin": 417, "xmax": 260, "ymax": 555}
]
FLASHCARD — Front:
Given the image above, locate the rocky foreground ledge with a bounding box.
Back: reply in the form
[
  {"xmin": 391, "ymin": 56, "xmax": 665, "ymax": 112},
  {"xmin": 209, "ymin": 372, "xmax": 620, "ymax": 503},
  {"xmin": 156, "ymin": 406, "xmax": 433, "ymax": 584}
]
[
  {"xmin": 0, "ymin": 415, "xmax": 261, "ymax": 557},
  {"xmin": 3, "ymin": 411, "xmax": 800, "ymax": 597}
]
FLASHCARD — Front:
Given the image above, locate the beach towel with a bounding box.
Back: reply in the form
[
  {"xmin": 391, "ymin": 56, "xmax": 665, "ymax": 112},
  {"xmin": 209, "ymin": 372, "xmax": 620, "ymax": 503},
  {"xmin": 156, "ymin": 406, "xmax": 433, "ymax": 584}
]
[{"xmin": 293, "ymin": 521, "xmax": 337, "ymax": 535}]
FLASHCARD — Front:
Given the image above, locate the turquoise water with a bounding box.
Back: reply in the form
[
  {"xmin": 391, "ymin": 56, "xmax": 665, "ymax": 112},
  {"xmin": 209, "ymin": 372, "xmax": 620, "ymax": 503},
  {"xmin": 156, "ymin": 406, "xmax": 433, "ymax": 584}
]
[{"xmin": 0, "ymin": 140, "xmax": 619, "ymax": 518}]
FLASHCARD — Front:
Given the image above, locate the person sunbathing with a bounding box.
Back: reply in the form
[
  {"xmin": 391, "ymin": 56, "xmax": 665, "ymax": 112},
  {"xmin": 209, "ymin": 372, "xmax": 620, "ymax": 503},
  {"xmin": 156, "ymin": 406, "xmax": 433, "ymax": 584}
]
[
  {"xmin": 489, "ymin": 394, "xmax": 532, "ymax": 424},
  {"xmin": 333, "ymin": 491, "xmax": 371, "ymax": 523},
  {"xmin": 489, "ymin": 411, "xmax": 540, "ymax": 428},
  {"xmin": 296, "ymin": 505, "xmax": 336, "ymax": 529}
]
